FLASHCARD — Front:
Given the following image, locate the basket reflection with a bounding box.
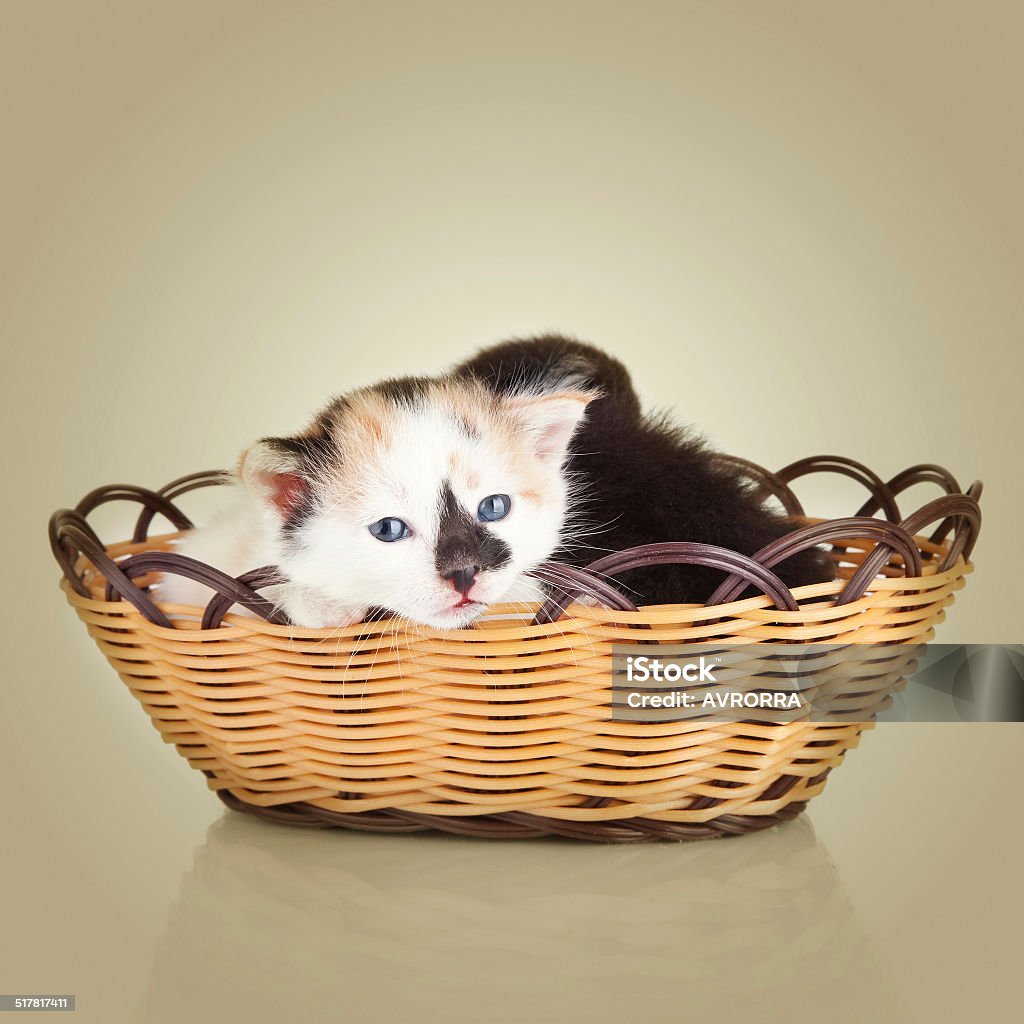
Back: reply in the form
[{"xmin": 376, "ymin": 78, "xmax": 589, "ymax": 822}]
[{"xmin": 143, "ymin": 813, "xmax": 891, "ymax": 1022}]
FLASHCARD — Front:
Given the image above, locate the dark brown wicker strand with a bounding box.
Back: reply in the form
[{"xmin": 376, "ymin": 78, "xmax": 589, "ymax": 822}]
[
  {"xmin": 712, "ymin": 454, "xmax": 806, "ymax": 517},
  {"xmin": 777, "ymin": 455, "xmax": 902, "ymax": 522},
  {"xmin": 214, "ymin": 785, "xmax": 810, "ymax": 842},
  {"xmin": 132, "ymin": 470, "xmax": 231, "ymax": 543},
  {"xmin": 840, "ymin": 493, "xmax": 981, "ymax": 604},
  {"xmin": 533, "ymin": 541, "xmax": 801, "ymax": 625},
  {"xmin": 707, "ymin": 517, "xmax": 923, "ymax": 607},
  {"xmin": 105, "ymin": 552, "xmax": 289, "ymax": 626}
]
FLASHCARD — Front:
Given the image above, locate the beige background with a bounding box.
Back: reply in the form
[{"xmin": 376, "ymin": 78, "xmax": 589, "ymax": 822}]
[{"xmin": 1, "ymin": 3, "xmax": 1021, "ymax": 1022}]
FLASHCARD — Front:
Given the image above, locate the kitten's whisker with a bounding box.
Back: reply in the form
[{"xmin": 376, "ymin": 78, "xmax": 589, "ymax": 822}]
[
  {"xmin": 532, "ymin": 564, "xmax": 636, "ymax": 607},
  {"xmin": 543, "ymin": 562, "xmax": 642, "ymax": 599}
]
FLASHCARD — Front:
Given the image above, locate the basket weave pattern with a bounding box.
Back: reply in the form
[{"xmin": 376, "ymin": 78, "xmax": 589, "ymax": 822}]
[{"xmin": 51, "ymin": 456, "xmax": 981, "ymax": 842}]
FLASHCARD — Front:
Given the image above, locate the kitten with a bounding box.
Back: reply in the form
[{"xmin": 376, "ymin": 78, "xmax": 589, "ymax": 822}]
[
  {"xmin": 160, "ymin": 335, "xmax": 831, "ymax": 627},
  {"xmin": 453, "ymin": 335, "xmax": 833, "ymax": 604},
  {"xmin": 157, "ymin": 372, "xmax": 598, "ymax": 628}
]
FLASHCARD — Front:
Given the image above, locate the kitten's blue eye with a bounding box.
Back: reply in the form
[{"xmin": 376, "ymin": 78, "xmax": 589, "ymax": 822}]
[
  {"xmin": 478, "ymin": 494, "xmax": 511, "ymax": 522},
  {"xmin": 368, "ymin": 517, "xmax": 410, "ymax": 542}
]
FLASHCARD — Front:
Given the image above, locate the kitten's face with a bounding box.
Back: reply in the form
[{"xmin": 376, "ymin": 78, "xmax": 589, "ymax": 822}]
[{"xmin": 243, "ymin": 378, "xmax": 593, "ymax": 629}]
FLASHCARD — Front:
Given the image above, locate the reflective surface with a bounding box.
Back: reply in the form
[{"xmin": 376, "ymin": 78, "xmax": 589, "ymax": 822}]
[{"xmin": 144, "ymin": 815, "xmax": 878, "ymax": 1022}]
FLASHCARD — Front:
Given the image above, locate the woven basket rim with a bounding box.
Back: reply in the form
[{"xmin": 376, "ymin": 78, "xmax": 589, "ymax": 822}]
[{"xmin": 59, "ymin": 528, "xmax": 974, "ymax": 641}]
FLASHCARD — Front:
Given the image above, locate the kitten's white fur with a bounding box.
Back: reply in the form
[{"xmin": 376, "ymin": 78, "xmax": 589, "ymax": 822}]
[{"xmin": 157, "ymin": 379, "xmax": 595, "ymax": 629}]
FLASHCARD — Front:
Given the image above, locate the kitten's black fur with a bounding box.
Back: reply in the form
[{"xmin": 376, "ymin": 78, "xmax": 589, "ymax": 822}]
[{"xmin": 453, "ymin": 335, "xmax": 833, "ymax": 606}]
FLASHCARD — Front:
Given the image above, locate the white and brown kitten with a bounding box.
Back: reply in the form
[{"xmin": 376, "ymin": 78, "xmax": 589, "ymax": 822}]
[{"xmin": 157, "ymin": 371, "xmax": 598, "ymax": 628}]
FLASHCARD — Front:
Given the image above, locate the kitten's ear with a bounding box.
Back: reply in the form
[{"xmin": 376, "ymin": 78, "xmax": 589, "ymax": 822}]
[
  {"xmin": 505, "ymin": 389, "xmax": 601, "ymax": 463},
  {"xmin": 238, "ymin": 439, "xmax": 311, "ymax": 519}
]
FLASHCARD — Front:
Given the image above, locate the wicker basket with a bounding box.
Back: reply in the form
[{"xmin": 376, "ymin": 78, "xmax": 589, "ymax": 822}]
[{"xmin": 50, "ymin": 455, "xmax": 982, "ymax": 842}]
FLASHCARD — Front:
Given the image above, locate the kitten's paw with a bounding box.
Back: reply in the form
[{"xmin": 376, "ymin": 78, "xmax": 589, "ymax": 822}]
[{"xmin": 279, "ymin": 588, "xmax": 366, "ymax": 629}]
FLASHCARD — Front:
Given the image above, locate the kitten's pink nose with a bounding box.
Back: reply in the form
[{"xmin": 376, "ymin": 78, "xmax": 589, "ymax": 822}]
[{"xmin": 443, "ymin": 565, "xmax": 479, "ymax": 595}]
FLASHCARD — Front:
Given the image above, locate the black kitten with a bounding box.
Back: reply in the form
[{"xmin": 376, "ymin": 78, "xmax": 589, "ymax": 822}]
[{"xmin": 453, "ymin": 334, "xmax": 833, "ymax": 606}]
